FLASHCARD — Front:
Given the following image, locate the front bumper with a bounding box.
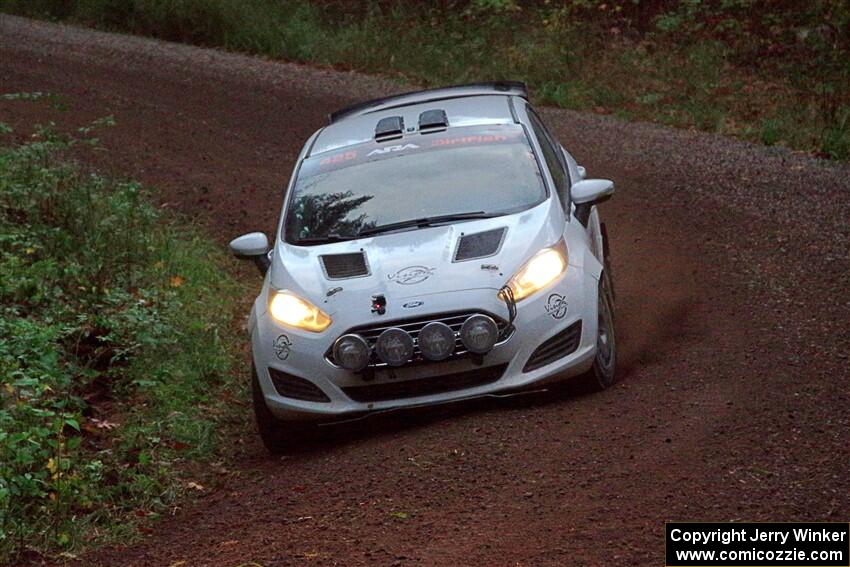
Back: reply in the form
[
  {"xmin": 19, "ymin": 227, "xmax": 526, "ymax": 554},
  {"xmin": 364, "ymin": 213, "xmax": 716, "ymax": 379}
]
[{"xmin": 251, "ymin": 266, "xmax": 599, "ymax": 422}]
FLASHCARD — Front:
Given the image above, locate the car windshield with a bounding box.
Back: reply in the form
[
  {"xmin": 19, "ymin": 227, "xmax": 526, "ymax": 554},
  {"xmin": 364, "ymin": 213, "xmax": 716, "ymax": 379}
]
[{"xmin": 284, "ymin": 124, "xmax": 546, "ymax": 244}]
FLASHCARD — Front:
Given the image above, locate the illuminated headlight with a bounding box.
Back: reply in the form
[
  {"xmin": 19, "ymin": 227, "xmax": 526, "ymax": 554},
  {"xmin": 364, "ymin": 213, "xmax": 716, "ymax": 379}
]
[
  {"xmin": 502, "ymin": 239, "xmax": 568, "ymax": 301},
  {"xmin": 333, "ymin": 334, "xmax": 370, "ymax": 371},
  {"xmin": 269, "ymin": 290, "xmax": 332, "ymax": 332}
]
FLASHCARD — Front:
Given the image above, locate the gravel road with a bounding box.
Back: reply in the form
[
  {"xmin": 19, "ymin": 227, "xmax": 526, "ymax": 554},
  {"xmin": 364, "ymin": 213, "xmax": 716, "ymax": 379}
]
[{"xmin": 1, "ymin": 14, "xmax": 848, "ymax": 567}]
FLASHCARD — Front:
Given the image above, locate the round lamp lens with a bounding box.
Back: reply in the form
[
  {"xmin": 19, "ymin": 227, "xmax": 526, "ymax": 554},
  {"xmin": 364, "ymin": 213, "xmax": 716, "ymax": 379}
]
[
  {"xmin": 375, "ymin": 328, "xmax": 414, "ymax": 366},
  {"xmin": 460, "ymin": 315, "xmax": 499, "ymax": 354},
  {"xmin": 333, "ymin": 334, "xmax": 370, "ymax": 371},
  {"xmin": 417, "ymin": 322, "xmax": 456, "ymax": 361}
]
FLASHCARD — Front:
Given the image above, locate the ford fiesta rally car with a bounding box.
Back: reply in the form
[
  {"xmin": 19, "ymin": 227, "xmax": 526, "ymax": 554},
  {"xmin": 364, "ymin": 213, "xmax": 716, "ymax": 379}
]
[{"xmin": 230, "ymin": 82, "xmax": 617, "ymax": 452}]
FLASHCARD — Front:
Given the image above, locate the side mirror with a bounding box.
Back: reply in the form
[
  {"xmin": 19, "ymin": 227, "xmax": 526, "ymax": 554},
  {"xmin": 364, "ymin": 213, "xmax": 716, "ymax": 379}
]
[
  {"xmin": 229, "ymin": 232, "xmax": 270, "ymax": 275},
  {"xmin": 571, "ymin": 179, "xmax": 614, "ymax": 226}
]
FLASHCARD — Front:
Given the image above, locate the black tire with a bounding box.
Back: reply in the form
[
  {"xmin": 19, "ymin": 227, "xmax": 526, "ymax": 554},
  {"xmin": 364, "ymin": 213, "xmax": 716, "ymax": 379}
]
[
  {"xmin": 600, "ymin": 222, "xmax": 615, "ymax": 306},
  {"xmin": 252, "ymin": 366, "xmax": 317, "ymax": 454},
  {"xmin": 583, "ymin": 275, "xmax": 618, "ymax": 390}
]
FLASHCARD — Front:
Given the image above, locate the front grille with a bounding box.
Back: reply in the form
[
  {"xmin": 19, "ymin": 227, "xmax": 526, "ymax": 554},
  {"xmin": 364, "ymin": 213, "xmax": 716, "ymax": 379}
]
[
  {"xmin": 268, "ymin": 368, "xmax": 331, "ymax": 402},
  {"xmin": 320, "ymin": 252, "xmax": 369, "ymax": 279},
  {"xmin": 326, "ymin": 311, "xmax": 509, "ymax": 368},
  {"xmin": 523, "ymin": 321, "xmax": 582, "ymax": 372},
  {"xmin": 342, "ymin": 363, "xmax": 508, "ymax": 403},
  {"xmin": 453, "ymin": 227, "xmax": 506, "ymax": 262}
]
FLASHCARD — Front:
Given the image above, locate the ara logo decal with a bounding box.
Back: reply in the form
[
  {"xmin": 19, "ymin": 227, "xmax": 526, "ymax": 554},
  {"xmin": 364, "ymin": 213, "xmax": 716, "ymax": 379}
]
[
  {"xmin": 367, "ymin": 143, "xmax": 420, "ymax": 157},
  {"xmin": 402, "ymin": 300, "xmax": 424, "ymax": 309},
  {"xmin": 388, "ymin": 266, "xmax": 435, "ymax": 285},
  {"xmin": 273, "ymin": 334, "xmax": 292, "ymax": 360},
  {"xmin": 545, "ymin": 293, "xmax": 568, "ymax": 319}
]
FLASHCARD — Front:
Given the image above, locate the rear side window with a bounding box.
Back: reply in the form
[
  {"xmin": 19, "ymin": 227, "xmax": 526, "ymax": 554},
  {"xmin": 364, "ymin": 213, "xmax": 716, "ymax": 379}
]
[{"xmin": 528, "ymin": 110, "xmax": 569, "ymax": 207}]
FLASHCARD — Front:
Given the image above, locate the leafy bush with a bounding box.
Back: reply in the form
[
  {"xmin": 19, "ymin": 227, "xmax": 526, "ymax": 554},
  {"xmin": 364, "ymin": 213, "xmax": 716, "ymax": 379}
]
[{"xmin": 0, "ymin": 121, "xmax": 243, "ymax": 563}]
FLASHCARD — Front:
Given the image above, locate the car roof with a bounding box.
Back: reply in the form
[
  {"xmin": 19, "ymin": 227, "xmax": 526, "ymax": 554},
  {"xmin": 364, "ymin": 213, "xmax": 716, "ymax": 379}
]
[{"xmin": 310, "ymin": 82, "xmax": 528, "ymax": 157}]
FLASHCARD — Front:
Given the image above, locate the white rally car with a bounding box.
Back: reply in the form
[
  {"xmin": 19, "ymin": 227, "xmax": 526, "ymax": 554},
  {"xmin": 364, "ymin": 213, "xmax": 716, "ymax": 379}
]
[{"xmin": 230, "ymin": 82, "xmax": 617, "ymax": 452}]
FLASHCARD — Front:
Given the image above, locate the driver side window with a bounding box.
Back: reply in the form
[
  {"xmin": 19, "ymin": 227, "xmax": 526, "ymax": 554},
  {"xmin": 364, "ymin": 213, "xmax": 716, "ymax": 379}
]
[{"xmin": 528, "ymin": 110, "xmax": 570, "ymax": 209}]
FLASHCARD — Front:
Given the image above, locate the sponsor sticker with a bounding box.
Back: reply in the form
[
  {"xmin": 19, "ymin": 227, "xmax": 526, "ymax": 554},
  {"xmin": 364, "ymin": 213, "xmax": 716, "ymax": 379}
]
[
  {"xmin": 272, "ymin": 334, "xmax": 292, "ymax": 361},
  {"xmin": 545, "ymin": 293, "xmax": 568, "ymax": 319},
  {"xmin": 388, "ymin": 266, "xmax": 435, "ymax": 285},
  {"xmin": 319, "ymin": 150, "xmax": 357, "ymax": 166},
  {"xmin": 367, "ymin": 143, "xmax": 420, "ymax": 157}
]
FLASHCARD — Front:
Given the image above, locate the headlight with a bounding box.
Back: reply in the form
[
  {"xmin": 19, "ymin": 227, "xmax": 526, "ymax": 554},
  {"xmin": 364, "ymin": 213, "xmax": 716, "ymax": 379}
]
[
  {"xmin": 269, "ymin": 290, "xmax": 332, "ymax": 332},
  {"xmin": 502, "ymin": 239, "xmax": 568, "ymax": 301}
]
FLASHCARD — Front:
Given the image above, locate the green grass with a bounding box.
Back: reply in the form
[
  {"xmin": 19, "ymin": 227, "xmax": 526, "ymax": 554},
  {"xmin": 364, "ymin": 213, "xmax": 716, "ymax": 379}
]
[
  {"xmin": 0, "ymin": 117, "xmax": 245, "ymax": 563},
  {"xmin": 1, "ymin": 0, "xmax": 848, "ymax": 159}
]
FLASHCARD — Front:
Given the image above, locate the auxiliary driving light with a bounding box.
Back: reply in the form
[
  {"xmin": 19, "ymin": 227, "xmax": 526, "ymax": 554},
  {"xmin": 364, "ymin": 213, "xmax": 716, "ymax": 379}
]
[
  {"xmin": 332, "ymin": 334, "xmax": 370, "ymax": 371},
  {"xmin": 417, "ymin": 322, "xmax": 456, "ymax": 361},
  {"xmin": 460, "ymin": 315, "xmax": 499, "ymax": 354},
  {"xmin": 375, "ymin": 328, "xmax": 414, "ymax": 366}
]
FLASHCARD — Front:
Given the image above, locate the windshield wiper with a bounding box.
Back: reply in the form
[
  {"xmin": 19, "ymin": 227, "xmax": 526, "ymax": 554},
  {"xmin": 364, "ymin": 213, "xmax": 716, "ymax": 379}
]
[
  {"xmin": 358, "ymin": 211, "xmax": 497, "ymax": 237},
  {"xmin": 294, "ymin": 232, "xmax": 359, "ymax": 245}
]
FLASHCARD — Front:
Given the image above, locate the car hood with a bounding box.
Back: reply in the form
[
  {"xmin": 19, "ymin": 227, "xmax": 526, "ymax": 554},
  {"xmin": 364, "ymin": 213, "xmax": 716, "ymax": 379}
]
[{"xmin": 269, "ymin": 199, "xmax": 564, "ymax": 317}]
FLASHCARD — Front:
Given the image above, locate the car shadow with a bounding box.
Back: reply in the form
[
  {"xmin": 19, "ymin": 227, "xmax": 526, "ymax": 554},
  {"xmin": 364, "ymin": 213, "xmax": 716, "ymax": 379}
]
[{"xmin": 274, "ymin": 376, "xmax": 598, "ymax": 457}]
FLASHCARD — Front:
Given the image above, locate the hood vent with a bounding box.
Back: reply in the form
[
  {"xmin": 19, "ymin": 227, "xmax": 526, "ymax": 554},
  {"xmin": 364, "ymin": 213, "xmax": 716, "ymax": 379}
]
[
  {"xmin": 375, "ymin": 116, "xmax": 404, "ymax": 141},
  {"xmin": 453, "ymin": 227, "xmax": 506, "ymax": 262},
  {"xmin": 418, "ymin": 109, "xmax": 448, "ymax": 133},
  {"xmin": 320, "ymin": 252, "xmax": 370, "ymax": 279}
]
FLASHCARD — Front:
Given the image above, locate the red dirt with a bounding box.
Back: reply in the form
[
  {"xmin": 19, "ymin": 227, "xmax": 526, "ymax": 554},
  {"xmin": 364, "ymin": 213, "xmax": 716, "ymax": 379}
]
[{"xmin": 1, "ymin": 15, "xmax": 848, "ymax": 567}]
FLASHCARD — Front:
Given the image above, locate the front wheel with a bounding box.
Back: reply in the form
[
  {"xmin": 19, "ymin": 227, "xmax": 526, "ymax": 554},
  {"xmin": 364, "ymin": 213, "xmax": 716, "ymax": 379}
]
[
  {"xmin": 584, "ymin": 275, "xmax": 618, "ymax": 390},
  {"xmin": 252, "ymin": 366, "xmax": 317, "ymax": 454}
]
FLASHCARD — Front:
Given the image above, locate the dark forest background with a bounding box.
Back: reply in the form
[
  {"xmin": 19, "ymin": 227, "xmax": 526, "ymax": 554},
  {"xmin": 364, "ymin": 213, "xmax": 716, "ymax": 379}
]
[{"xmin": 3, "ymin": 0, "xmax": 848, "ymax": 158}]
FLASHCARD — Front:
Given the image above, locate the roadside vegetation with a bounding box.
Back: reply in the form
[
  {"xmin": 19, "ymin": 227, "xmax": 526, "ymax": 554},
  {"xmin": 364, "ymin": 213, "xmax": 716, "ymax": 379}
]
[
  {"xmin": 1, "ymin": 0, "xmax": 848, "ymax": 159},
  {"xmin": 0, "ymin": 114, "xmax": 244, "ymax": 563}
]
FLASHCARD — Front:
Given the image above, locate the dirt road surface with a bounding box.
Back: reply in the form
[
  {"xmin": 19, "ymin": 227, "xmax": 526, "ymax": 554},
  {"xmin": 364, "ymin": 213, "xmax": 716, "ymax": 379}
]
[{"xmin": 2, "ymin": 14, "xmax": 849, "ymax": 567}]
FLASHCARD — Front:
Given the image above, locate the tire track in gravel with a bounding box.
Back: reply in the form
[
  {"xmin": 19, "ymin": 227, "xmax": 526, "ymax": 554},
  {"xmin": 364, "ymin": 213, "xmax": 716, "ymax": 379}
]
[{"xmin": 2, "ymin": 15, "xmax": 848, "ymax": 567}]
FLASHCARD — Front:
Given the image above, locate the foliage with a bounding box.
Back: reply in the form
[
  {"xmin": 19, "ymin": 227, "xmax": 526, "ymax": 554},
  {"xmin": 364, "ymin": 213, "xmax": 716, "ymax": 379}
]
[
  {"xmin": 1, "ymin": 0, "xmax": 848, "ymax": 158},
  {"xmin": 0, "ymin": 120, "xmax": 243, "ymax": 563}
]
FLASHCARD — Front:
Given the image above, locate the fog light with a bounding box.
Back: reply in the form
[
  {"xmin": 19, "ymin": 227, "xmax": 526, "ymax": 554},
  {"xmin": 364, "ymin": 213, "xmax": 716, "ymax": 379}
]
[
  {"xmin": 460, "ymin": 315, "xmax": 498, "ymax": 354},
  {"xmin": 375, "ymin": 328, "xmax": 414, "ymax": 366},
  {"xmin": 332, "ymin": 334, "xmax": 370, "ymax": 371},
  {"xmin": 417, "ymin": 322, "xmax": 455, "ymax": 361}
]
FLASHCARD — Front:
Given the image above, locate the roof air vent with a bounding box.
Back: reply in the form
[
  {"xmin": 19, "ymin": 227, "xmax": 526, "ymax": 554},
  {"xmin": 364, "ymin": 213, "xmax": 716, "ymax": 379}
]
[
  {"xmin": 418, "ymin": 109, "xmax": 449, "ymax": 133},
  {"xmin": 321, "ymin": 252, "xmax": 370, "ymax": 279},
  {"xmin": 375, "ymin": 116, "xmax": 404, "ymax": 141},
  {"xmin": 453, "ymin": 227, "xmax": 507, "ymax": 262}
]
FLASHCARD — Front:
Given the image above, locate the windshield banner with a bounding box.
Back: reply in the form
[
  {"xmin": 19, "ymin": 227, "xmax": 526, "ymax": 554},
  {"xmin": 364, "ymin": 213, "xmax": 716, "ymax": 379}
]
[{"xmin": 307, "ymin": 126, "xmax": 527, "ymax": 176}]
